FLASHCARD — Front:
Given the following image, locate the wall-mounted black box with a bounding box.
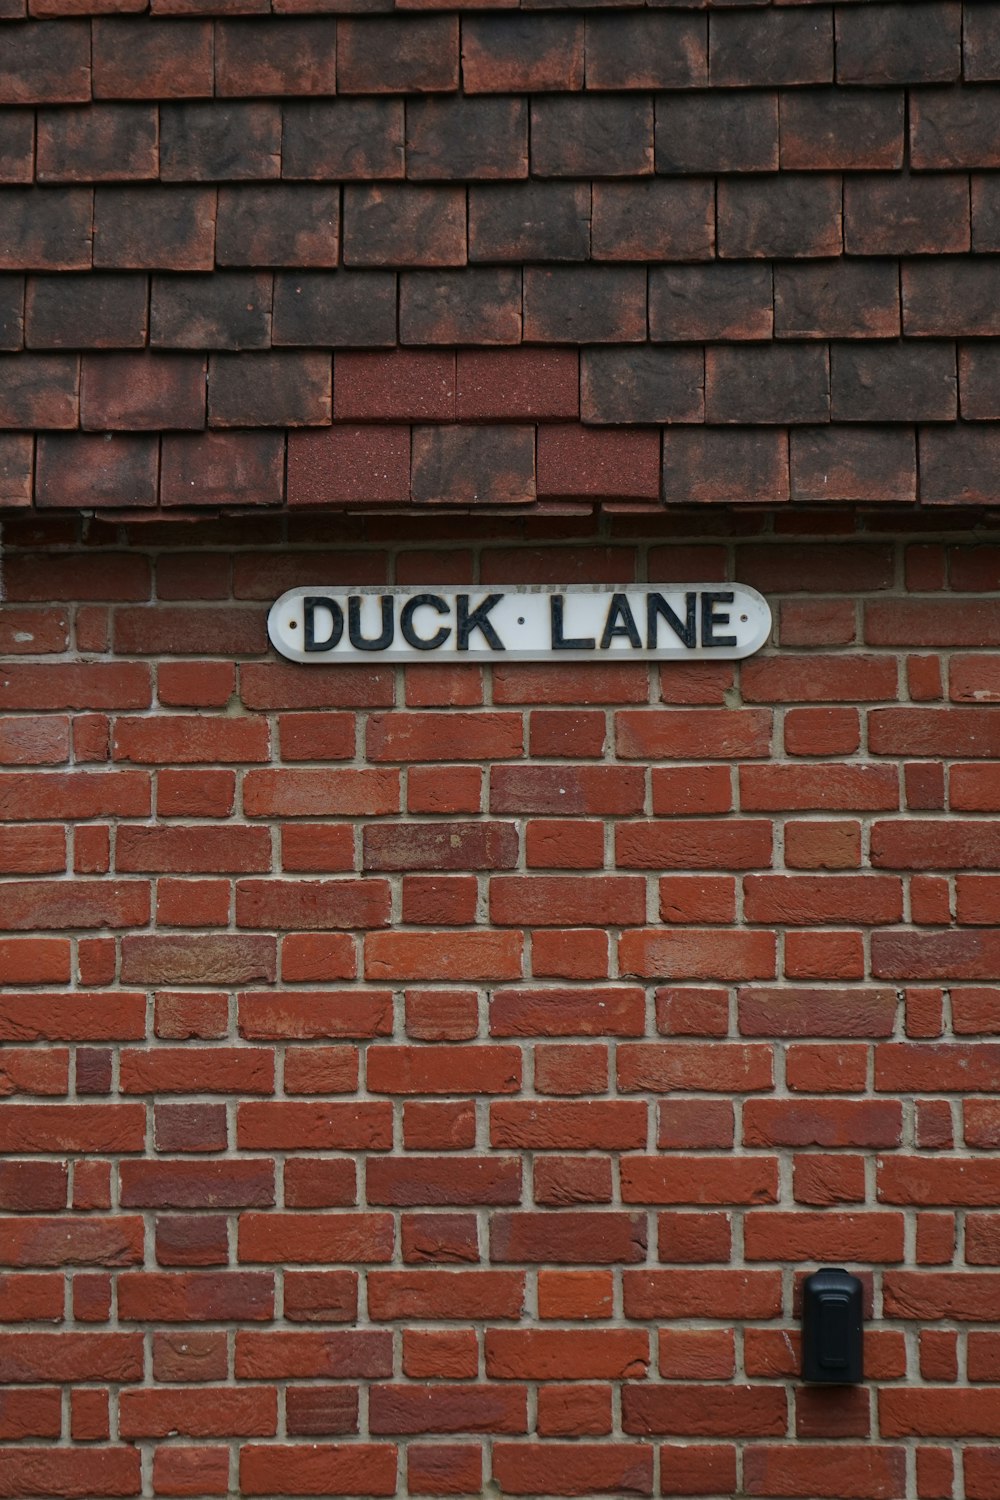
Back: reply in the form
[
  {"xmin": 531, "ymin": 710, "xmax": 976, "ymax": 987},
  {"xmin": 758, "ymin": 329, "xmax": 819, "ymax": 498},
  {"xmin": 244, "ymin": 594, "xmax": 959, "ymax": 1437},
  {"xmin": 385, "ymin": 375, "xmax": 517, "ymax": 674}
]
[{"xmin": 801, "ymin": 1267, "xmax": 864, "ymax": 1384}]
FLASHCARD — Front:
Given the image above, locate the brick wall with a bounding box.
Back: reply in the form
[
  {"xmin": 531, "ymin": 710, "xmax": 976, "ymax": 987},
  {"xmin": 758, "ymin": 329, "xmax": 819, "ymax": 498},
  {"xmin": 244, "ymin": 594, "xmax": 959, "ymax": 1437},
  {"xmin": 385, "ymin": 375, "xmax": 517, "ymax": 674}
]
[{"xmin": 2, "ymin": 510, "xmax": 1000, "ymax": 1498}]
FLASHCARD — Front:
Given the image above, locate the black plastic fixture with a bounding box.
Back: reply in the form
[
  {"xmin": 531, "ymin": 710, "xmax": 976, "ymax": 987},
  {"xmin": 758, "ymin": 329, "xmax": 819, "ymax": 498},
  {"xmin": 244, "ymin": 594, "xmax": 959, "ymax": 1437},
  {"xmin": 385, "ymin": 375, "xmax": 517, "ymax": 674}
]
[{"xmin": 801, "ymin": 1267, "xmax": 864, "ymax": 1384}]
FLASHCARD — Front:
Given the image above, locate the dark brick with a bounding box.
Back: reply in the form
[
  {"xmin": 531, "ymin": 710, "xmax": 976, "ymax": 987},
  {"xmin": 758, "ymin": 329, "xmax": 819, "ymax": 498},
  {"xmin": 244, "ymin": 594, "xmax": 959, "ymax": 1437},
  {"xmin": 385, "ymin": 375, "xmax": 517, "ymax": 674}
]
[
  {"xmin": 469, "ymin": 183, "xmax": 590, "ymax": 263},
  {"xmin": 837, "ymin": 2, "xmax": 961, "ymax": 85},
  {"xmin": 523, "ymin": 268, "xmax": 646, "ymax": 345},
  {"xmin": 655, "ymin": 93, "xmax": 777, "ymax": 174},
  {"xmin": 344, "ymin": 185, "xmax": 466, "ymax": 269},
  {"xmin": 411, "ymin": 426, "xmax": 535, "ymax": 506},
  {"xmin": 93, "ymin": 19, "xmax": 213, "ymax": 100},
  {"xmin": 791, "ymin": 426, "xmax": 917, "ymax": 503},
  {"xmin": 462, "ymin": 16, "xmax": 583, "ymax": 94},
  {"xmin": 287, "ymin": 426, "xmax": 410, "ymax": 507},
  {"xmin": 592, "ymin": 181, "xmax": 713, "ymax": 262},
  {"xmin": 585, "ymin": 14, "xmax": 707, "ymax": 89},
  {"xmin": 710, "ymin": 8, "xmax": 833, "ymax": 87},
  {"xmin": 217, "ymin": 186, "xmax": 339, "ymax": 269},
  {"xmin": 780, "ymin": 89, "xmax": 903, "ymax": 170},
  {"xmin": 911, "ymin": 88, "xmax": 1000, "ymax": 169},
  {"xmin": 151, "ymin": 273, "xmax": 272, "ymax": 350},
  {"xmin": 582, "ymin": 348, "xmax": 703, "ymax": 426},
  {"xmin": 273, "ymin": 272, "xmax": 397, "ymax": 348},
  {"xmin": 538, "ymin": 426, "xmax": 660, "ymax": 502},
  {"xmin": 95, "ymin": 188, "xmax": 216, "ymax": 272},
  {"xmin": 160, "ymin": 102, "xmax": 280, "ymax": 182},
  {"xmin": 81, "ymin": 354, "xmax": 206, "ymax": 431},
  {"xmin": 717, "ymin": 177, "xmax": 841, "ymax": 259},
  {"xmin": 216, "ymin": 18, "xmax": 337, "ymax": 96},
  {"xmin": 0, "ymin": 111, "xmax": 35, "ymax": 185},
  {"xmin": 0, "ymin": 354, "xmax": 78, "ymax": 427},
  {"xmin": 338, "ymin": 17, "xmax": 458, "ymax": 94},
  {"xmin": 831, "ymin": 343, "xmax": 956, "ymax": 424},
  {"xmin": 0, "ymin": 433, "xmax": 33, "ymax": 507},
  {"xmin": 161, "ymin": 431, "xmax": 285, "ymax": 508},
  {"xmin": 334, "ymin": 351, "xmax": 455, "ymax": 423},
  {"xmin": 286, "ymin": 1387, "xmax": 358, "ymax": 1438},
  {"xmin": 662, "ymin": 428, "xmax": 789, "ymax": 505},
  {"xmin": 903, "ymin": 261, "xmax": 1000, "ymax": 337},
  {"xmin": 26, "ymin": 274, "xmax": 147, "ymax": 350},
  {"xmin": 36, "ymin": 433, "xmax": 158, "ymax": 509},
  {"xmin": 457, "ymin": 350, "xmax": 578, "ymax": 423},
  {"xmin": 401, "ymin": 270, "xmax": 521, "ymax": 346},
  {"xmin": 0, "ymin": 277, "xmax": 23, "ymax": 351},
  {"xmin": 37, "ymin": 105, "xmax": 158, "ymax": 184},
  {"xmin": 965, "ymin": 5, "xmax": 1000, "ymax": 81},
  {"xmin": 959, "ymin": 345, "xmax": 1000, "ymax": 420},
  {"xmin": 532, "ymin": 97, "xmax": 653, "ymax": 178},
  {"xmin": 844, "ymin": 175, "xmax": 969, "ymax": 255},
  {"xmin": 973, "ymin": 176, "xmax": 1000, "ymax": 252},
  {"xmin": 919, "ymin": 426, "xmax": 1000, "ymax": 504},
  {"xmin": 706, "ymin": 346, "xmax": 829, "ymax": 425},
  {"xmin": 649, "ymin": 265, "xmax": 772, "ymax": 343},
  {"xmin": 0, "ymin": 189, "xmax": 92, "ymax": 272},
  {"xmin": 282, "ymin": 101, "xmax": 404, "ymax": 182},
  {"xmin": 0, "ymin": 21, "xmax": 90, "ymax": 104},
  {"xmin": 774, "ymin": 262, "xmax": 900, "ymax": 340},
  {"xmin": 208, "ymin": 353, "xmax": 331, "ymax": 428},
  {"xmin": 406, "ymin": 97, "xmax": 527, "ymax": 181}
]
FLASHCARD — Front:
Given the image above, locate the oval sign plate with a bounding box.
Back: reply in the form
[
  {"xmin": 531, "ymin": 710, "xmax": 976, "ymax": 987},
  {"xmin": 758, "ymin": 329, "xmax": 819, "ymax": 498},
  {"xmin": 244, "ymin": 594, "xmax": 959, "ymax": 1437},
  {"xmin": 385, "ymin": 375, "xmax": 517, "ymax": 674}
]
[{"xmin": 268, "ymin": 584, "xmax": 772, "ymax": 665}]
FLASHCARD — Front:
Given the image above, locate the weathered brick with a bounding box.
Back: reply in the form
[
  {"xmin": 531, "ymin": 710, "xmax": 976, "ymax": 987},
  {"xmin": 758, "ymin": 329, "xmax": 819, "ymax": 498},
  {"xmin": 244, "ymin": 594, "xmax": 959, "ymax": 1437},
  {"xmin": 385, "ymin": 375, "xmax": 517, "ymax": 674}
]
[
  {"xmin": 406, "ymin": 97, "xmax": 527, "ymax": 181},
  {"xmin": 282, "ymin": 100, "xmax": 404, "ymax": 182},
  {"xmin": 273, "ymin": 271, "xmax": 396, "ymax": 348},
  {"xmin": 966, "ymin": 5, "xmax": 1000, "ymax": 81},
  {"xmin": 831, "ymin": 343, "xmax": 956, "ymax": 424},
  {"xmin": 338, "ymin": 17, "xmax": 458, "ymax": 94},
  {"xmin": 411, "ymin": 426, "xmax": 535, "ymax": 506},
  {"xmin": 582, "ymin": 348, "xmax": 703, "ymax": 426},
  {"xmin": 905, "ymin": 261, "xmax": 1000, "ymax": 338},
  {"xmin": 662, "ymin": 428, "xmax": 789, "ymax": 505},
  {"xmin": 706, "ymin": 346, "xmax": 829, "ymax": 425},
  {"xmin": 656, "ymin": 91, "xmax": 777, "ymax": 174},
  {"xmin": 160, "ymin": 101, "xmax": 280, "ymax": 182},
  {"xmin": 531, "ymin": 97, "xmax": 653, "ymax": 178},
  {"xmin": 718, "ymin": 177, "xmax": 842, "ymax": 260},
  {"xmin": 780, "ymin": 89, "xmax": 904, "ymax": 170},
  {"xmin": 592, "ymin": 180, "xmax": 713, "ymax": 262},
  {"xmin": 0, "ymin": 21, "xmax": 90, "ymax": 104},
  {"xmin": 711, "ymin": 8, "xmax": 833, "ymax": 86},
  {"xmin": 774, "ymin": 261, "xmax": 899, "ymax": 340},
  {"xmin": 0, "ymin": 189, "xmax": 93, "ymax": 272},
  {"xmin": 160, "ymin": 431, "xmax": 285, "ymax": 508},
  {"xmin": 94, "ymin": 188, "xmax": 216, "ymax": 272},
  {"xmin": 80, "ymin": 353, "xmax": 205, "ymax": 431},
  {"xmin": 26, "ymin": 274, "xmax": 147, "ymax": 350},
  {"xmin": 216, "ymin": 17, "xmax": 337, "ymax": 96},
  {"xmin": 791, "ymin": 427, "xmax": 917, "ymax": 504},
  {"xmin": 0, "ymin": 113, "xmax": 34, "ymax": 186},
  {"xmin": 151, "ymin": 274, "xmax": 272, "ymax": 349},
  {"xmin": 845, "ymin": 175, "xmax": 970, "ymax": 256},
  {"xmin": 36, "ymin": 433, "xmax": 158, "ymax": 509},
  {"xmin": 837, "ymin": 2, "xmax": 962, "ymax": 85},
  {"xmin": 911, "ymin": 88, "xmax": 1000, "ymax": 169},
  {"xmin": 37, "ymin": 105, "xmax": 158, "ymax": 183},
  {"xmin": 524, "ymin": 268, "xmax": 645, "ymax": 344},
  {"xmin": 919, "ymin": 427, "xmax": 1000, "ymax": 505},
  {"xmin": 469, "ymin": 183, "xmax": 590, "ymax": 264},
  {"xmin": 216, "ymin": 186, "xmax": 339, "ymax": 269},
  {"xmin": 462, "ymin": 16, "xmax": 583, "ymax": 95},
  {"xmin": 401, "ymin": 269, "xmax": 521, "ymax": 346},
  {"xmin": 208, "ymin": 353, "xmax": 330, "ymax": 428},
  {"xmin": 93, "ymin": 18, "xmax": 214, "ymax": 99},
  {"xmin": 0, "ymin": 354, "xmax": 78, "ymax": 429},
  {"xmin": 585, "ymin": 14, "xmax": 706, "ymax": 90},
  {"xmin": 344, "ymin": 185, "xmax": 466, "ymax": 268},
  {"xmin": 650, "ymin": 265, "xmax": 773, "ymax": 343}
]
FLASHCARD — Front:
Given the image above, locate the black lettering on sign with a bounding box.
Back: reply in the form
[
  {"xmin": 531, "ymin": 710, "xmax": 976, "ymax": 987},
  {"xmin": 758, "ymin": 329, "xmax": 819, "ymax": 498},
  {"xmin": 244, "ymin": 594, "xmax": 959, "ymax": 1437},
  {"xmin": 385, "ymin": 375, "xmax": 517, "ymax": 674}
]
[
  {"xmin": 348, "ymin": 595, "xmax": 394, "ymax": 651},
  {"xmin": 456, "ymin": 594, "xmax": 505, "ymax": 652},
  {"xmin": 647, "ymin": 591, "xmax": 696, "ymax": 650},
  {"xmin": 600, "ymin": 593, "xmax": 641, "ymax": 651},
  {"xmin": 550, "ymin": 594, "xmax": 595, "ymax": 651},
  {"xmin": 303, "ymin": 596, "xmax": 344, "ymax": 652},
  {"xmin": 400, "ymin": 594, "xmax": 451, "ymax": 651},
  {"xmin": 702, "ymin": 591, "xmax": 737, "ymax": 648}
]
